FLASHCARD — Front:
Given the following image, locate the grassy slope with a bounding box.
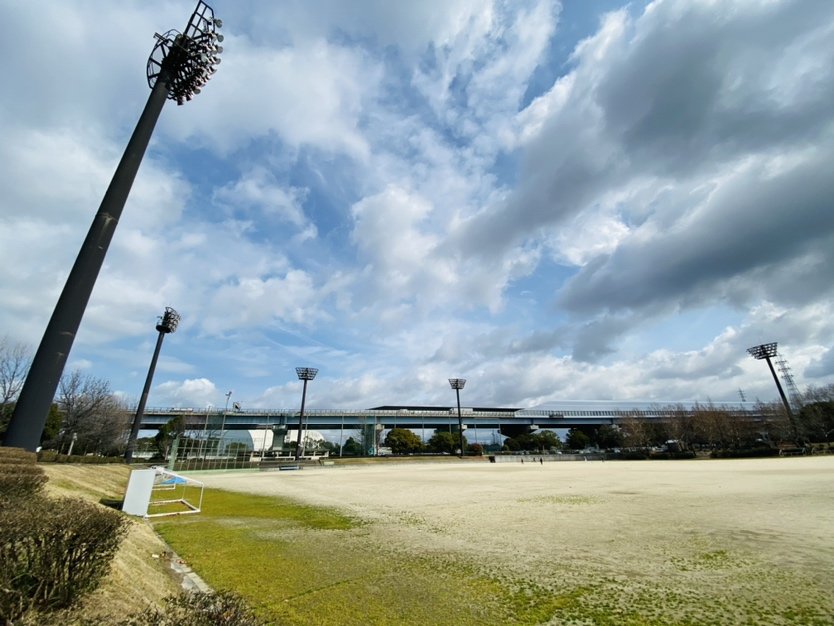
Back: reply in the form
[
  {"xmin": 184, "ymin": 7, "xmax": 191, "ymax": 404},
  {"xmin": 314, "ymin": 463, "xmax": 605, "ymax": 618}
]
[{"xmin": 41, "ymin": 464, "xmax": 183, "ymax": 623}]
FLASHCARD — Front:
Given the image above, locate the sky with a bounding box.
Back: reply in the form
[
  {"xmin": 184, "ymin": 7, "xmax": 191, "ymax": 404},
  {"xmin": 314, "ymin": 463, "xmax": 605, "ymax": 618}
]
[{"xmin": 1, "ymin": 0, "xmax": 833, "ymax": 413}]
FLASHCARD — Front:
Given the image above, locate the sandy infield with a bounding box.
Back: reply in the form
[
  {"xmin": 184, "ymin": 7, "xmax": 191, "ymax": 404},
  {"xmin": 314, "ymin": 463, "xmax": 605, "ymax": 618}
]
[{"xmin": 196, "ymin": 456, "xmax": 834, "ymax": 623}]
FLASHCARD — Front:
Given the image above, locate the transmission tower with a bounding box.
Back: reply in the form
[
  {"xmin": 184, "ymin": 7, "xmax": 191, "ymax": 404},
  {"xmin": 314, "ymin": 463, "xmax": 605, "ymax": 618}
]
[{"xmin": 775, "ymin": 356, "xmax": 803, "ymax": 409}]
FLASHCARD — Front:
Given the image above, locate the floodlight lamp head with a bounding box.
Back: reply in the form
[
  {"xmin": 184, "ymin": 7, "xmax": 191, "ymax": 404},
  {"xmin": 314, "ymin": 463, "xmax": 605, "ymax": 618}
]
[
  {"xmin": 156, "ymin": 307, "xmax": 181, "ymax": 334},
  {"xmin": 747, "ymin": 342, "xmax": 778, "ymax": 360},
  {"xmin": 146, "ymin": 1, "xmax": 223, "ymax": 103},
  {"xmin": 296, "ymin": 367, "xmax": 319, "ymax": 381},
  {"xmin": 449, "ymin": 378, "xmax": 466, "ymax": 390}
]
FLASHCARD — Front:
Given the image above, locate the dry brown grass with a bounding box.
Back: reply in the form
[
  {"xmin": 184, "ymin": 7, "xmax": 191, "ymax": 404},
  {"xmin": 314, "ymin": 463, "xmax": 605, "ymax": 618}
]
[{"xmin": 40, "ymin": 464, "xmax": 182, "ymax": 622}]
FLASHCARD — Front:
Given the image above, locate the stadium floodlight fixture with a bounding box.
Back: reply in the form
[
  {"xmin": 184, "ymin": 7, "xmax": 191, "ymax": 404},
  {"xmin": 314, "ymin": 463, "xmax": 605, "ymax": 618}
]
[
  {"xmin": 746, "ymin": 342, "xmax": 798, "ymax": 439},
  {"xmin": 146, "ymin": 1, "xmax": 224, "ymax": 106},
  {"xmin": 747, "ymin": 342, "xmax": 778, "ymax": 361},
  {"xmin": 4, "ymin": 1, "xmax": 224, "ymax": 452},
  {"xmin": 449, "ymin": 378, "xmax": 467, "ymax": 458},
  {"xmin": 296, "ymin": 367, "xmax": 319, "ymax": 381},
  {"xmin": 125, "ymin": 307, "xmax": 181, "ymax": 462},
  {"xmin": 294, "ymin": 368, "xmax": 319, "ymax": 460},
  {"xmin": 157, "ymin": 307, "xmax": 181, "ymax": 333}
]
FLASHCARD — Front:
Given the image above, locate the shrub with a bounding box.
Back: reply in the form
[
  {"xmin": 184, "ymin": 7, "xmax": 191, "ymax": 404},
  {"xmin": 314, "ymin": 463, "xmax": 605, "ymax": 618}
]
[
  {"xmin": 0, "ymin": 447, "xmax": 46, "ymax": 502},
  {"xmin": 117, "ymin": 591, "xmax": 265, "ymax": 626},
  {"xmin": 0, "ymin": 464, "xmax": 47, "ymax": 501},
  {"xmin": 0, "ymin": 447, "xmax": 37, "ymax": 464},
  {"xmin": 710, "ymin": 447, "xmax": 780, "ymax": 459},
  {"xmin": 36, "ymin": 450, "xmax": 126, "ymax": 464},
  {"xmin": 0, "ymin": 496, "xmax": 128, "ymax": 623},
  {"xmin": 618, "ymin": 450, "xmax": 649, "ymax": 460},
  {"xmin": 649, "ymin": 451, "xmax": 697, "ymax": 460}
]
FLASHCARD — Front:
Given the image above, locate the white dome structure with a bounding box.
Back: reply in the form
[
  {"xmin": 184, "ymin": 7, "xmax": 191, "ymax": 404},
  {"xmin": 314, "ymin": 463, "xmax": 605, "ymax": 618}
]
[{"xmin": 284, "ymin": 429, "xmax": 326, "ymax": 444}]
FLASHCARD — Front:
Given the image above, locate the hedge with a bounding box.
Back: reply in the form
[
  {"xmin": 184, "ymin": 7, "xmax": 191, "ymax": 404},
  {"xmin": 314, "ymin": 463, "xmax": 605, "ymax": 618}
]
[
  {"xmin": 37, "ymin": 450, "xmax": 125, "ymax": 464},
  {"xmin": 0, "ymin": 496, "xmax": 128, "ymax": 622}
]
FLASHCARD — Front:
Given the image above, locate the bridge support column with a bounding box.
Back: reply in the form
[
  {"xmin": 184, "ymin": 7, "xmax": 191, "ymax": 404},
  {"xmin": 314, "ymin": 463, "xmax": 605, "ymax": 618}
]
[
  {"xmin": 272, "ymin": 426, "xmax": 288, "ymax": 453},
  {"xmin": 499, "ymin": 423, "xmax": 539, "ymax": 439}
]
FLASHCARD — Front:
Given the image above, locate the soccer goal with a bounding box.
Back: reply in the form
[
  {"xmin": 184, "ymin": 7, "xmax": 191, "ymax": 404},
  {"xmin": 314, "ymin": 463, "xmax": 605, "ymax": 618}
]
[{"xmin": 123, "ymin": 467, "xmax": 204, "ymax": 518}]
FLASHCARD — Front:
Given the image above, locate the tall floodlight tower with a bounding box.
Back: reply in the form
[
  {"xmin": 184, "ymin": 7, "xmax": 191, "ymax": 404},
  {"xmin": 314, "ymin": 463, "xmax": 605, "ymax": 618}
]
[
  {"xmin": 4, "ymin": 2, "xmax": 224, "ymax": 451},
  {"xmin": 294, "ymin": 368, "xmax": 318, "ymax": 460},
  {"xmin": 747, "ymin": 342, "xmax": 799, "ymax": 439},
  {"xmin": 775, "ymin": 356, "xmax": 804, "ymax": 410},
  {"xmin": 125, "ymin": 307, "xmax": 181, "ymax": 462},
  {"xmin": 449, "ymin": 378, "xmax": 467, "ymax": 458}
]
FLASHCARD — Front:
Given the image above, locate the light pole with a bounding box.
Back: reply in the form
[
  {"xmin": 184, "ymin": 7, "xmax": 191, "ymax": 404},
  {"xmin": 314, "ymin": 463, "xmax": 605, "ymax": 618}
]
[
  {"xmin": 219, "ymin": 390, "xmax": 232, "ymax": 456},
  {"xmin": 294, "ymin": 368, "xmax": 318, "ymax": 460},
  {"xmin": 747, "ymin": 342, "xmax": 799, "ymax": 440},
  {"xmin": 124, "ymin": 307, "xmax": 181, "ymax": 462},
  {"xmin": 4, "ymin": 1, "xmax": 224, "ymax": 452},
  {"xmin": 200, "ymin": 404, "xmax": 213, "ymax": 459},
  {"xmin": 449, "ymin": 378, "xmax": 466, "ymax": 458}
]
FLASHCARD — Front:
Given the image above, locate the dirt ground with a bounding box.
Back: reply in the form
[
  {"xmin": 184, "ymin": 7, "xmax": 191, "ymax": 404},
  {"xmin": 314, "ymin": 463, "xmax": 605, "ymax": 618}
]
[{"xmin": 196, "ymin": 456, "xmax": 834, "ymax": 624}]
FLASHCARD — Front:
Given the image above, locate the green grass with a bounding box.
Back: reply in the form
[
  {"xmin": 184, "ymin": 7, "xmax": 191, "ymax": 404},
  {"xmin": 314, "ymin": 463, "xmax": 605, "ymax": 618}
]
[
  {"xmin": 152, "ymin": 488, "xmax": 606, "ymax": 625},
  {"xmin": 154, "ymin": 490, "xmax": 632, "ymax": 626}
]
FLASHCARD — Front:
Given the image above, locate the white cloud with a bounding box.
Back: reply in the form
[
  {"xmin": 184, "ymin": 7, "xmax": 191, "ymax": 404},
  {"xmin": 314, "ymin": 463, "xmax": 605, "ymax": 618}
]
[
  {"xmin": 155, "ymin": 378, "xmax": 218, "ymax": 408},
  {"xmin": 159, "ymin": 37, "xmax": 381, "ymax": 158}
]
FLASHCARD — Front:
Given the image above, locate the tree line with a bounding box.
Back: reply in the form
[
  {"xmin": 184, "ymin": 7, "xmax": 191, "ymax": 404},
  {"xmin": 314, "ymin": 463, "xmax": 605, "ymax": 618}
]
[
  {"xmin": 540, "ymin": 397, "xmax": 834, "ymax": 454},
  {"xmin": 372, "ymin": 396, "xmax": 834, "ymax": 456}
]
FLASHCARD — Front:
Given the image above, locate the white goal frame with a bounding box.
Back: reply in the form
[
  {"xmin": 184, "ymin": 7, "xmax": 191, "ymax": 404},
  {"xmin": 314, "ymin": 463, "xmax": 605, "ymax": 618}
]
[{"xmin": 146, "ymin": 467, "xmax": 205, "ymax": 518}]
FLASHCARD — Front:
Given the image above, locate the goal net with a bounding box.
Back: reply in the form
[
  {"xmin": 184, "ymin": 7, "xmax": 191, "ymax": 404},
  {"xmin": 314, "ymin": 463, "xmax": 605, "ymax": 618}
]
[{"xmin": 146, "ymin": 467, "xmax": 204, "ymax": 518}]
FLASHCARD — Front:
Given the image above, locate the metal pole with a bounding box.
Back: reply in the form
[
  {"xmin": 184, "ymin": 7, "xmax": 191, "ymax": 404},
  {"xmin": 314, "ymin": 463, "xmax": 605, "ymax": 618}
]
[
  {"xmin": 220, "ymin": 391, "xmax": 231, "ymax": 456},
  {"xmin": 295, "ymin": 378, "xmax": 309, "ymax": 460},
  {"xmin": 456, "ymin": 387, "xmax": 464, "ymax": 458},
  {"xmin": 4, "ymin": 78, "xmax": 171, "ymax": 451},
  {"xmin": 339, "ymin": 415, "xmax": 344, "ymax": 457},
  {"xmin": 199, "ymin": 407, "xmax": 211, "ymax": 461},
  {"xmin": 124, "ymin": 329, "xmax": 166, "ymax": 462}
]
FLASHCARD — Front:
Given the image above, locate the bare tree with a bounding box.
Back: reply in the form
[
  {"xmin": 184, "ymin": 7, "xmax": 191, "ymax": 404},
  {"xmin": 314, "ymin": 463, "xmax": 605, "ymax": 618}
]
[
  {"xmin": 662, "ymin": 403, "xmax": 697, "ymax": 450},
  {"xmin": 0, "ymin": 337, "xmax": 32, "ymax": 435},
  {"xmin": 56, "ymin": 370, "xmax": 129, "ymax": 455},
  {"xmin": 797, "ymin": 384, "xmax": 834, "ymax": 442},
  {"xmin": 752, "ymin": 400, "xmax": 793, "ymax": 445},
  {"xmin": 619, "ymin": 410, "xmax": 652, "ymax": 449}
]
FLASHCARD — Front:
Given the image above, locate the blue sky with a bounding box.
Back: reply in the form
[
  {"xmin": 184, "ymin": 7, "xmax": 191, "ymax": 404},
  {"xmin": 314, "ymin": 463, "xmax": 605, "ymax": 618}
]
[{"xmin": 2, "ymin": 0, "xmax": 833, "ymax": 412}]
